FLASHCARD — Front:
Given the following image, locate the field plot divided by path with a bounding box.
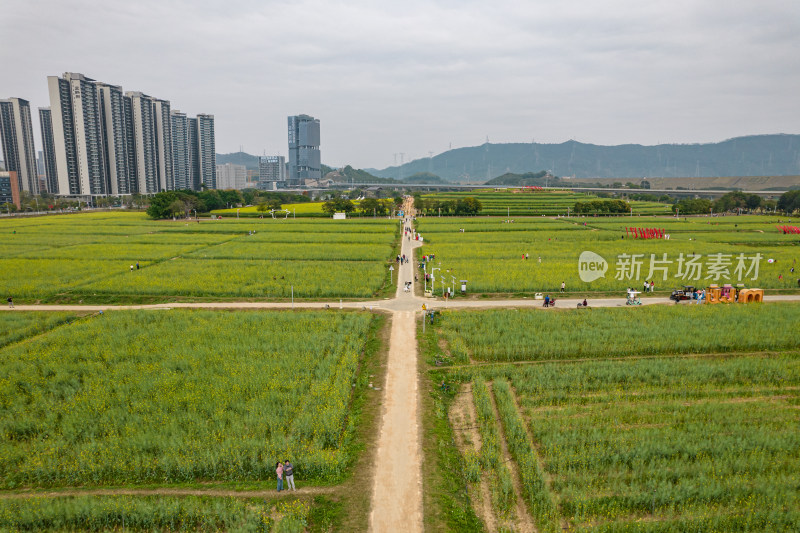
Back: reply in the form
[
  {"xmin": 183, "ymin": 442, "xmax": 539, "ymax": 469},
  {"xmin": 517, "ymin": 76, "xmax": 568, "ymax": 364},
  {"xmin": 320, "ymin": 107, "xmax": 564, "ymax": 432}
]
[
  {"xmin": 0, "ymin": 308, "xmax": 387, "ymax": 531},
  {"xmin": 423, "ymin": 304, "xmax": 800, "ymax": 532},
  {"xmin": 0, "ymin": 212, "xmax": 400, "ymax": 301}
]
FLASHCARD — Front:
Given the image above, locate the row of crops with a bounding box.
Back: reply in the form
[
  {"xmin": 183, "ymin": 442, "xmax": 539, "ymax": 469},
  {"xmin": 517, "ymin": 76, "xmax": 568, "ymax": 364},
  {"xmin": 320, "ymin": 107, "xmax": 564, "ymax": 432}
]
[
  {"xmin": 0, "ymin": 496, "xmax": 310, "ymax": 532},
  {"xmin": 416, "ymin": 215, "xmax": 800, "ymax": 293},
  {"xmin": 0, "ymin": 310, "xmax": 378, "ymax": 488},
  {"xmin": 0, "ymin": 212, "xmax": 400, "ymax": 301},
  {"xmin": 424, "ymin": 304, "xmax": 800, "ymax": 532}
]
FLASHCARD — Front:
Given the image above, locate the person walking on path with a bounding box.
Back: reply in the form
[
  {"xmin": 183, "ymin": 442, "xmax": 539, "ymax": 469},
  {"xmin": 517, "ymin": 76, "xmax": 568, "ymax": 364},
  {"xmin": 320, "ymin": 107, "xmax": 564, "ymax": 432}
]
[
  {"xmin": 544, "ymin": 294, "xmax": 550, "ymax": 307},
  {"xmin": 276, "ymin": 461, "xmax": 284, "ymax": 492},
  {"xmin": 7, "ymin": 296, "xmax": 12, "ymax": 308},
  {"xmin": 284, "ymin": 460, "xmax": 295, "ymax": 490},
  {"xmin": 560, "ymin": 281, "xmax": 566, "ymax": 293}
]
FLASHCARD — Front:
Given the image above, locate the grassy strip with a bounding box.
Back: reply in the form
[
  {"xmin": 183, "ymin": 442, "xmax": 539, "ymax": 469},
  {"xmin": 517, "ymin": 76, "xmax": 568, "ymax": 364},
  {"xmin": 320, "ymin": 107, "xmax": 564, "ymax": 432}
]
[
  {"xmin": 420, "ymin": 320, "xmax": 484, "ymax": 532},
  {"xmin": 493, "ymin": 379, "xmax": 559, "ymax": 533},
  {"xmin": 472, "ymin": 378, "xmax": 515, "ymax": 517}
]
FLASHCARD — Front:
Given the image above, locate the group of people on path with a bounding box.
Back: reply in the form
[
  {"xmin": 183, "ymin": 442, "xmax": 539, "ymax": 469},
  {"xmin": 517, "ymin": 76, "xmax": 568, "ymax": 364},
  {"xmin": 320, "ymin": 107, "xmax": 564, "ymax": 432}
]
[
  {"xmin": 642, "ymin": 280, "xmax": 655, "ymax": 292},
  {"xmin": 275, "ymin": 459, "xmax": 295, "ymax": 492},
  {"xmin": 396, "ymin": 254, "xmax": 409, "ymax": 265}
]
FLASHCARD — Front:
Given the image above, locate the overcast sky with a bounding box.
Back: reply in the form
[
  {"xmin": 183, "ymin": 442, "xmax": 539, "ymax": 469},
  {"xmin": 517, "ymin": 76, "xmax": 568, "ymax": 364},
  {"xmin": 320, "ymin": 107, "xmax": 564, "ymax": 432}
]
[{"xmin": 3, "ymin": 0, "xmax": 799, "ymax": 169}]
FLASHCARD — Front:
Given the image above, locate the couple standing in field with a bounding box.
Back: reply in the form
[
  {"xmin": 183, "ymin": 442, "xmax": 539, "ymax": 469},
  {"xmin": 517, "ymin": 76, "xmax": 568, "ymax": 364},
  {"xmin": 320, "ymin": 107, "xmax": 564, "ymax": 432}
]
[{"xmin": 276, "ymin": 460, "xmax": 295, "ymax": 492}]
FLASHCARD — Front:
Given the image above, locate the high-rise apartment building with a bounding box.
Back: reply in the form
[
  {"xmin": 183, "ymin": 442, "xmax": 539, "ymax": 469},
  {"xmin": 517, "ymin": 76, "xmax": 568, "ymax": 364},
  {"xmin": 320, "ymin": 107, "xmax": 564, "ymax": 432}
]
[
  {"xmin": 195, "ymin": 114, "xmax": 216, "ymax": 189},
  {"xmin": 170, "ymin": 110, "xmax": 194, "ymax": 190},
  {"xmin": 125, "ymin": 91, "xmax": 160, "ymax": 194},
  {"xmin": 44, "ymin": 72, "xmax": 212, "ymax": 196},
  {"xmin": 0, "ymin": 98, "xmax": 39, "ymax": 194},
  {"xmin": 47, "ymin": 73, "xmax": 109, "ymax": 195},
  {"xmin": 38, "ymin": 108, "xmax": 59, "ymax": 194},
  {"xmin": 287, "ymin": 114, "xmax": 321, "ymax": 186},
  {"xmin": 153, "ymin": 99, "xmax": 173, "ymax": 192},
  {"xmin": 97, "ymin": 83, "xmax": 133, "ymax": 195},
  {"xmin": 258, "ymin": 155, "xmax": 286, "ymax": 186},
  {"xmin": 215, "ymin": 163, "xmax": 247, "ymax": 190}
]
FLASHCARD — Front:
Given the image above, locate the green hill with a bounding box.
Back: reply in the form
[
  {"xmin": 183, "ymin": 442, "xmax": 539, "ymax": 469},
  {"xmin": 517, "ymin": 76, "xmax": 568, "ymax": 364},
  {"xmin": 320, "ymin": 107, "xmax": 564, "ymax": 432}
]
[{"xmin": 368, "ymin": 135, "xmax": 800, "ymax": 182}]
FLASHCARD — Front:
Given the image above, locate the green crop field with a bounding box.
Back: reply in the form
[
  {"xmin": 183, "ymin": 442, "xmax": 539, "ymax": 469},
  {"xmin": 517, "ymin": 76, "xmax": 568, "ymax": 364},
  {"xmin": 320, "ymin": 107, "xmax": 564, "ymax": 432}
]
[
  {"xmin": 0, "ymin": 212, "xmax": 400, "ymax": 302},
  {"xmin": 0, "ymin": 309, "xmax": 378, "ymax": 488},
  {"xmin": 422, "ymin": 304, "xmax": 800, "ymax": 532},
  {"xmin": 0, "ymin": 495, "xmax": 311, "ymax": 532},
  {"xmin": 416, "ymin": 215, "xmax": 799, "ymax": 294},
  {"xmin": 419, "ymin": 190, "xmax": 672, "ymax": 216}
]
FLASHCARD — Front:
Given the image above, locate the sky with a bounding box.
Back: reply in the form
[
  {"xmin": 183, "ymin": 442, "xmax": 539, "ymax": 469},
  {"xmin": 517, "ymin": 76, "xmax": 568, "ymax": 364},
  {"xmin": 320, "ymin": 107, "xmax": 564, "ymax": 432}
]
[{"xmin": 2, "ymin": 0, "xmax": 799, "ymax": 170}]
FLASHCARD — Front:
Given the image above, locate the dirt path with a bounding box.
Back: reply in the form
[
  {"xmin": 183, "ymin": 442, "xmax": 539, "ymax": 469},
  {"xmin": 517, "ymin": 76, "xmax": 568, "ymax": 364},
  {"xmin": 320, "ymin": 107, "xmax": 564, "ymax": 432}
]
[{"xmin": 369, "ymin": 206, "xmax": 423, "ymax": 532}]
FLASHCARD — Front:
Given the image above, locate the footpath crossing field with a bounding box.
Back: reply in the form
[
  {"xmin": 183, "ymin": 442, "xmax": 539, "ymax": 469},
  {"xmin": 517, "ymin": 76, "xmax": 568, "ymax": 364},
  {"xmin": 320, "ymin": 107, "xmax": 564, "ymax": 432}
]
[
  {"xmin": 421, "ymin": 305, "xmax": 800, "ymax": 532},
  {"xmin": 0, "ymin": 212, "xmax": 399, "ymax": 303}
]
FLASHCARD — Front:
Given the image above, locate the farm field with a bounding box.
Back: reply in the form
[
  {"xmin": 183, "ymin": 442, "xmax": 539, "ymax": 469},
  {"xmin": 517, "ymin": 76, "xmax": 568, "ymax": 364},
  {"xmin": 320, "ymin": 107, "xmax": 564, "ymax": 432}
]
[
  {"xmin": 419, "ymin": 190, "xmax": 672, "ymax": 216},
  {"xmin": 0, "ymin": 309, "xmax": 384, "ymax": 531},
  {"xmin": 421, "ymin": 304, "xmax": 800, "ymax": 532},
  {"xmin": 0, "ymin": 211, "xmax": 399, "ymax": 302},
  {"xmin": 415, "ymin": 214, "xmax": 799, "ymax": 295}
]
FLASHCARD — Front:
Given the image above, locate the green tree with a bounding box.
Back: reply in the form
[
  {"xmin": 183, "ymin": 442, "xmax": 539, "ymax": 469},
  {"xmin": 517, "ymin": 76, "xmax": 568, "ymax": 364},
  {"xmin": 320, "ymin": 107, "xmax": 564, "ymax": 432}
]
[{"xmin": 777, "ymin": 190, "xmax": 800, "ymax": 214}]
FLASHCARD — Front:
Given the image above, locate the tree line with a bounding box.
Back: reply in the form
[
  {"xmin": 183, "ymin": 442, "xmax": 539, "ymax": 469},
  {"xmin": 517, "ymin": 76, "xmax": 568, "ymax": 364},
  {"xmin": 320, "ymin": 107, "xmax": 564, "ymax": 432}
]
[{"xmin": 412, "ymin": 195, "xmax": 483, "ymax": 215}]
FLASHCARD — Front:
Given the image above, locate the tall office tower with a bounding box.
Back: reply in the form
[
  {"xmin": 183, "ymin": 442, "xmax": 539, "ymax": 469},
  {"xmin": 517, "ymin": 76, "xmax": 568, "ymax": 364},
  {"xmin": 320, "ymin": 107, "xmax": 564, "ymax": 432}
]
[
  {"xmin": 47, "ymin": 73, "xmax": 107, "ymax": 195},
  {"xmin": 153, "ymin": 99, "xmax": 173, "ymax": 191},
  {"xmin": 38, "ymin": 108, "xmax": 59, "ymax": 194},
  {"xmin": 0, "ymin": 98, "xmax": 39, "ymax": 194},
  {"xmin": 97, "ymin": 83, "xmax": 133, "ymax": 195},
  {"xmin": 125, "ymin": 91, "xmax": 159, "ymax": 194},
  {"xmin": 170, "ymin": 110, "xmax": 193, "ymax": 190},
  {"xmin": 287, "ymin": 114, "xmax": 321, "ymax": 186},
  {"xmin": 195, "ymin": 114, "xmax": 216, "ymax": 189},
  {"xmin": 258, "ymin": 155, "xmax": 286, "ymax": 184},
  {"xmin": 37, "ymin": 151, "xmax": 44, "ymax": 175}
]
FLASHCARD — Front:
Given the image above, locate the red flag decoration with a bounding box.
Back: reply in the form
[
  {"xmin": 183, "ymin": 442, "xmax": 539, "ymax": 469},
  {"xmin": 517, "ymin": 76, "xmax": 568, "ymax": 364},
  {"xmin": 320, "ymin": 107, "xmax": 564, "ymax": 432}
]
[{"xmin": 629, "ymin": 227, "xmax": 666, "ymax": 239}]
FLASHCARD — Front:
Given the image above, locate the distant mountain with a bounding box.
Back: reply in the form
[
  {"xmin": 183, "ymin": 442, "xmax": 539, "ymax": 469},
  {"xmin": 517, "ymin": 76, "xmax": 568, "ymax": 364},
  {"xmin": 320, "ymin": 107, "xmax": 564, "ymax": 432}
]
[
  {"xmin": 216, "ymin": 152, "xmax": 260, "ymax": 170},
  {"xmin": 404, "ymin": 172, "xmax": 447, "ymax": 184},
  {"xmin": 486, "ymin": 171, "xmax": 552, "ymax": 186},
  {"xmin": 368, "ymin": 135, "xmax": 800, "ymax": 182},
  {"xmin": 324, "ymin": 166, "xmax": 448, "ymax": 185}
]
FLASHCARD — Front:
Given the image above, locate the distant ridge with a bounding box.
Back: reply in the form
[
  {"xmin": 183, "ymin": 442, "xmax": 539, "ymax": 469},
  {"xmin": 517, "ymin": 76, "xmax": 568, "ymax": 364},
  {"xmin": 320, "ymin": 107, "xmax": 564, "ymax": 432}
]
[{"xmin": 367, "ymin": 134, "xmax": 800, "ymax": 182}]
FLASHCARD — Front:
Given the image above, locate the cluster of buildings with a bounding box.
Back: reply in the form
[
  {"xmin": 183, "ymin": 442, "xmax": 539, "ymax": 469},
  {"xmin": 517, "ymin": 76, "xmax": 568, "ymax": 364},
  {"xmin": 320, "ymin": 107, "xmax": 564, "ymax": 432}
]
[
  {"xmin": 1, "ymin": 73, "xmax": 325, "ymax": 207},
  {"xmin": 0, "ymin": 72, "xmax": 215, "ymax": 206},
  {"xmin": 213, "ymin": 114, "xmax": 321, "ymax": 191}
]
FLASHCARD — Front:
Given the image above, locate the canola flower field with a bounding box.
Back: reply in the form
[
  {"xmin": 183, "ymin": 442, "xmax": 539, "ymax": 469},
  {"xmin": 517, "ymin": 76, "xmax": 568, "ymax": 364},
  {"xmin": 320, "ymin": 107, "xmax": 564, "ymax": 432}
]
[
  {"xmin": 424, "ymin": 305, "xmax": 800, "ymax": 532},
  {"xmin": 416, "ymin": 215, "xmax": 799, "ymax": 294},
  {"xmin": 0, "ymin": 212, "xmax": 399, "ymax": 302},
  {"xmin": 434, "ymin": 303, "xmax": 800, "ymax": 363},
  {"xmin": 0, "ymin": 309, "xmax": 378, "ymax": 488}
]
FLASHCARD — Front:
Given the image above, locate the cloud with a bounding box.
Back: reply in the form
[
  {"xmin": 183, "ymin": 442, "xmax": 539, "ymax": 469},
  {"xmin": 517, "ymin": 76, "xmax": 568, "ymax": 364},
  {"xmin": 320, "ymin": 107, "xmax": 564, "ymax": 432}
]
[{"xmin": 2, "ymin": 0, "xmax": 799, "ymax": 169}]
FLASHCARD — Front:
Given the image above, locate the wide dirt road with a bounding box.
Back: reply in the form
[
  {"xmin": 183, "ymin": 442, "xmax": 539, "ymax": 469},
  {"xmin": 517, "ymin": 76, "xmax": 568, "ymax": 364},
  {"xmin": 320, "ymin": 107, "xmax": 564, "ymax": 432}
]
[{"xmin": 370, "ymin": 209, "xmax": 423, "ymax": 532}]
